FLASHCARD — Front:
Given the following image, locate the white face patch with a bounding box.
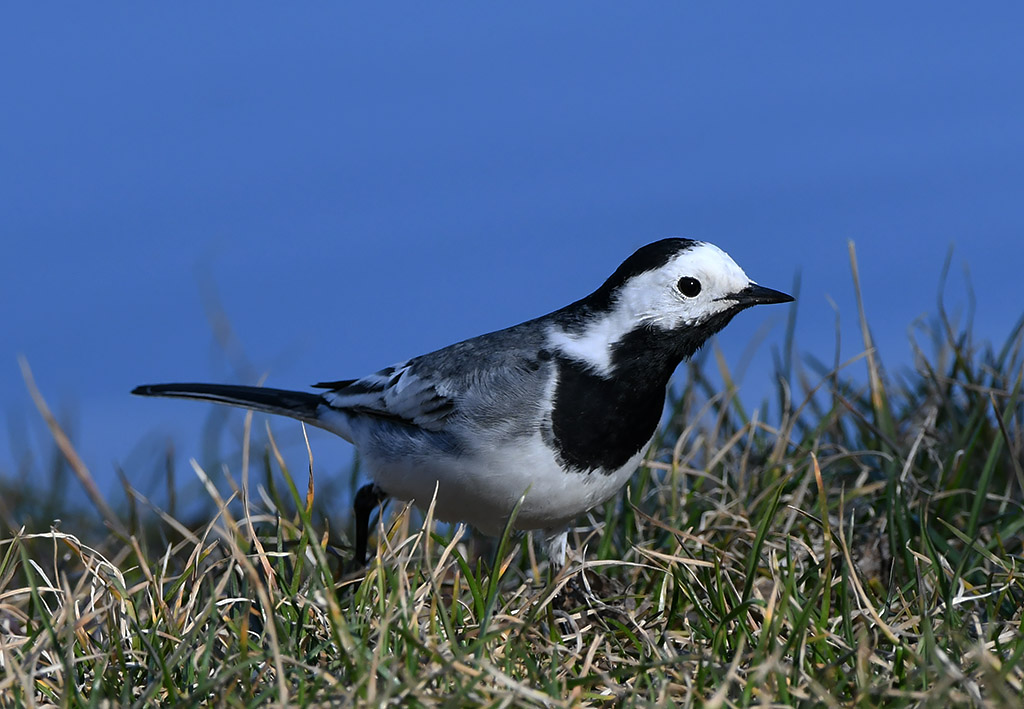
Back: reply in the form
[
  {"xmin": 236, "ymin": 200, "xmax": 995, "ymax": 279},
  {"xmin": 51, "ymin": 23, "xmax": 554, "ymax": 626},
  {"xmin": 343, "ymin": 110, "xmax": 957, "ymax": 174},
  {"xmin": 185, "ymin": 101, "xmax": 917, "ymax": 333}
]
[
  {"xmin": 618, "ymin": 241, "xmax": 753, "ymax": 332},
  {"xmin": 547, "ymin": 241, "xmax": 754, "ymax": 373}
]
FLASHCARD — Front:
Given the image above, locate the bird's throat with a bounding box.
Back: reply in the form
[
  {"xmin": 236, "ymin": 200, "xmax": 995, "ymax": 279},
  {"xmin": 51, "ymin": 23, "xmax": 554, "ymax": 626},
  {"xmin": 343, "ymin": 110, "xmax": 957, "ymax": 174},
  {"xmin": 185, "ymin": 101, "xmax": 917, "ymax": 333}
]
[
  {"xmin": 546, "ymin": 331, "xmax": 679, "ymax": 474},
  {"xmin": 545, "ymin": 315, "xmax": 735, "ymax": 474}
]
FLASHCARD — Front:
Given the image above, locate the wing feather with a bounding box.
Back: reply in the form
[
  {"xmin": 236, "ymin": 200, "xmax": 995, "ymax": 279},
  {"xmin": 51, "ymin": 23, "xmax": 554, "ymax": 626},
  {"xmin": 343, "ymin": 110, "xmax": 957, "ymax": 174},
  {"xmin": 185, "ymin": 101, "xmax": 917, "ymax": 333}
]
[{"xmin": 320, "ymin": 362, "xmax": 456, "ymax": 430}]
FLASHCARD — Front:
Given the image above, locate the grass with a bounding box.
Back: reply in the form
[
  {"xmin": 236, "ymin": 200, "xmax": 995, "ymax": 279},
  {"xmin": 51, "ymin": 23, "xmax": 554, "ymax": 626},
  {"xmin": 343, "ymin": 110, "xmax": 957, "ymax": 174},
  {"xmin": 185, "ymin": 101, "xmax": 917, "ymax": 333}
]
[{"xmin": 2, "ymin": 247, "xmax": 1024, "ymax": 706}]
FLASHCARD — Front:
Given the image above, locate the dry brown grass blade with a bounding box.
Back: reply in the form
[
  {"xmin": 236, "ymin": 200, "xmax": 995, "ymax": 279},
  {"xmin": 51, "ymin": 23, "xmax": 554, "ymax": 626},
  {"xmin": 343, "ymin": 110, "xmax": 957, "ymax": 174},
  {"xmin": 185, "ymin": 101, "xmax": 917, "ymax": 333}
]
[
  {"xmin": 836, "ymin": 488, "xmax": 901, "ymax": 647},
  {"xmin": 18, "ymin": 356, "xmax": 126, "ymax": 537},
  {"xmin": 847, "ymin": 240, "xmax": 887, "ymax": 415},
  {"xmin": 301, "ymin": 423, "xmax": 315, "ymax": 515}
]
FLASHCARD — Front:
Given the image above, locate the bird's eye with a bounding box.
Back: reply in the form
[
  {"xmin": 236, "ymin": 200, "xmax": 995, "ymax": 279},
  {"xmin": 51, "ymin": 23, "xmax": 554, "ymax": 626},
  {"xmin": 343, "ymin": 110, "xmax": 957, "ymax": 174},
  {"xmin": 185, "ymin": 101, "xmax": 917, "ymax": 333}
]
[{"xmin": 677, "ymin": 277, "xmax": 702, "ymax": 298}]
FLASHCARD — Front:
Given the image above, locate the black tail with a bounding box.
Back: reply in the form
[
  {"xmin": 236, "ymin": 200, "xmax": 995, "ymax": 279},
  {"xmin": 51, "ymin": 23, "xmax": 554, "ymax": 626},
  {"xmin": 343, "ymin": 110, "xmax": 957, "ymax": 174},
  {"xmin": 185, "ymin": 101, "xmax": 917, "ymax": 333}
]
[{"xmin": 132, "ymin": 383, "xmax": 323, "ymax": 423}]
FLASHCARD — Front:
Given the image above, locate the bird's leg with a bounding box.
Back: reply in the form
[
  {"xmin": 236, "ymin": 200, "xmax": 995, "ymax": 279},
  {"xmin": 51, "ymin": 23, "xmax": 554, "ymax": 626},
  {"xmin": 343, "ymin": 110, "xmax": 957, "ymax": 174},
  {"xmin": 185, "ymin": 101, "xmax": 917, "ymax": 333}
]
[
  {"xmin": 547, "ymin": 527, "xmax": 587, "ymax": 610},
  {"xmin": 353, "ymin": 483, "xmax": 387, "ymax": 565},
  {"xmin": 546, "ymin": 529, "xmax": 569, "ymax": 570}
]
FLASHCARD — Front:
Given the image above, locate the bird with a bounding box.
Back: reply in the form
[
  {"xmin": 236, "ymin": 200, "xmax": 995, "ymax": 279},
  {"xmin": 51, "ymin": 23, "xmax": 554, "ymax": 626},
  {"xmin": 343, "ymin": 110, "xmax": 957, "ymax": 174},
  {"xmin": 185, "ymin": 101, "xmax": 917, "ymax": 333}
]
[{"xmin": 133, "ymin": 238, "xmax": 793, "ymax": 567}]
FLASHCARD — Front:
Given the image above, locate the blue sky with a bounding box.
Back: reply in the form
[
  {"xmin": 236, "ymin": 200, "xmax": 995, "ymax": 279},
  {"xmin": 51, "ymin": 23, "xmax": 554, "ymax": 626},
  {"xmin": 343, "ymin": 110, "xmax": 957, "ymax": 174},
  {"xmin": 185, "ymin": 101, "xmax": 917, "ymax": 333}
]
[{"xmin": 3, "ymin": 5, "xmax": 1023, "ymax": 497}]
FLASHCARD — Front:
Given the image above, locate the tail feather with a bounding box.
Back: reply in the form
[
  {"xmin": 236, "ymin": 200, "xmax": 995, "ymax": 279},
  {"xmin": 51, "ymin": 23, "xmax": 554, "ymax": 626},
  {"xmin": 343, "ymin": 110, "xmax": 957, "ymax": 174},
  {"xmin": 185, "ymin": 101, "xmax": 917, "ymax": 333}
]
[{"xmin": 132, "ymin": 383, "xmax": 324, "ymax": 424}]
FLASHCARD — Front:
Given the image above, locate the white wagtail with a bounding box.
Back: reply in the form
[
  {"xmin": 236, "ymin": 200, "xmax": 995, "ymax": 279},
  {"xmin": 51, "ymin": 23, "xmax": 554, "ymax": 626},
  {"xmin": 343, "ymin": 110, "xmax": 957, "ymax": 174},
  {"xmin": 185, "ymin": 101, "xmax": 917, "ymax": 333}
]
[{"xmin": 134, "ymin": 239, "xmax": 793, "ymax": 566}]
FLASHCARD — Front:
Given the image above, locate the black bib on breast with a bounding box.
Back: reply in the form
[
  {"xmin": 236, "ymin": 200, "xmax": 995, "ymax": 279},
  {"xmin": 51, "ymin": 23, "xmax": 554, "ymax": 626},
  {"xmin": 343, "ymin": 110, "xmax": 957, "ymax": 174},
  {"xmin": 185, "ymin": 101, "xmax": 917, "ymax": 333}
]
[{"xmin": 546, "ymin": 310, "xmax": 739, "ymax": 474}]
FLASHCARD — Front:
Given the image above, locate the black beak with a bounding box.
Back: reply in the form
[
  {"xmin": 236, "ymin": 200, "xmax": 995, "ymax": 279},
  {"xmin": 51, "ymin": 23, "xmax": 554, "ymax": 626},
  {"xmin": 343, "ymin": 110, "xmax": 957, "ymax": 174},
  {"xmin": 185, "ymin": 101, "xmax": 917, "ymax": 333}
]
[{"xmin": 723, "ymin": 283, "xmax": 795, "ymax": 307}]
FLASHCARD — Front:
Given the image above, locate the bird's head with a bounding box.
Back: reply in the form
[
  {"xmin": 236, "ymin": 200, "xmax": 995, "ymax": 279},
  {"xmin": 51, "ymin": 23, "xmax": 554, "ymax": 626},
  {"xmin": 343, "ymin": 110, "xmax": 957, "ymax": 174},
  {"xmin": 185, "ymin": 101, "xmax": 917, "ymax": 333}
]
[
  {"xmin": 601, "ymin": 238, "xmax": 793, "ymax": 332},
  {"xmin": 551, "ymin": 238, "xmax": 793, "ymax": 374}
]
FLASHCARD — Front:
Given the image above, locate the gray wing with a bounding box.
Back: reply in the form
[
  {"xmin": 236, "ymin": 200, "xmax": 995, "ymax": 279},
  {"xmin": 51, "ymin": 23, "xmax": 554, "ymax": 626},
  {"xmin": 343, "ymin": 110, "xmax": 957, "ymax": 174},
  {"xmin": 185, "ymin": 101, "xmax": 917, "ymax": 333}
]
[
  {"xmin": 315, "ymin": 361, "xmax": 455, "ymax": 430},
  {"xmin": 312, "ymin": 320, "xmax": 551, "ymax": 431}
]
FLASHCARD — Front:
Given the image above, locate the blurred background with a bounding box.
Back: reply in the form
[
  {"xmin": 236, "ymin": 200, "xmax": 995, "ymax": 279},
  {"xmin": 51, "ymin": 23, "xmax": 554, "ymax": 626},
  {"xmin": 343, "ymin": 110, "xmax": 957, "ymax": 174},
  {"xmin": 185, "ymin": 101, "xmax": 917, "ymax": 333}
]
[{"xmin": 3, "ymin": 4, "xmax": 1023, "ymax": 515}]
